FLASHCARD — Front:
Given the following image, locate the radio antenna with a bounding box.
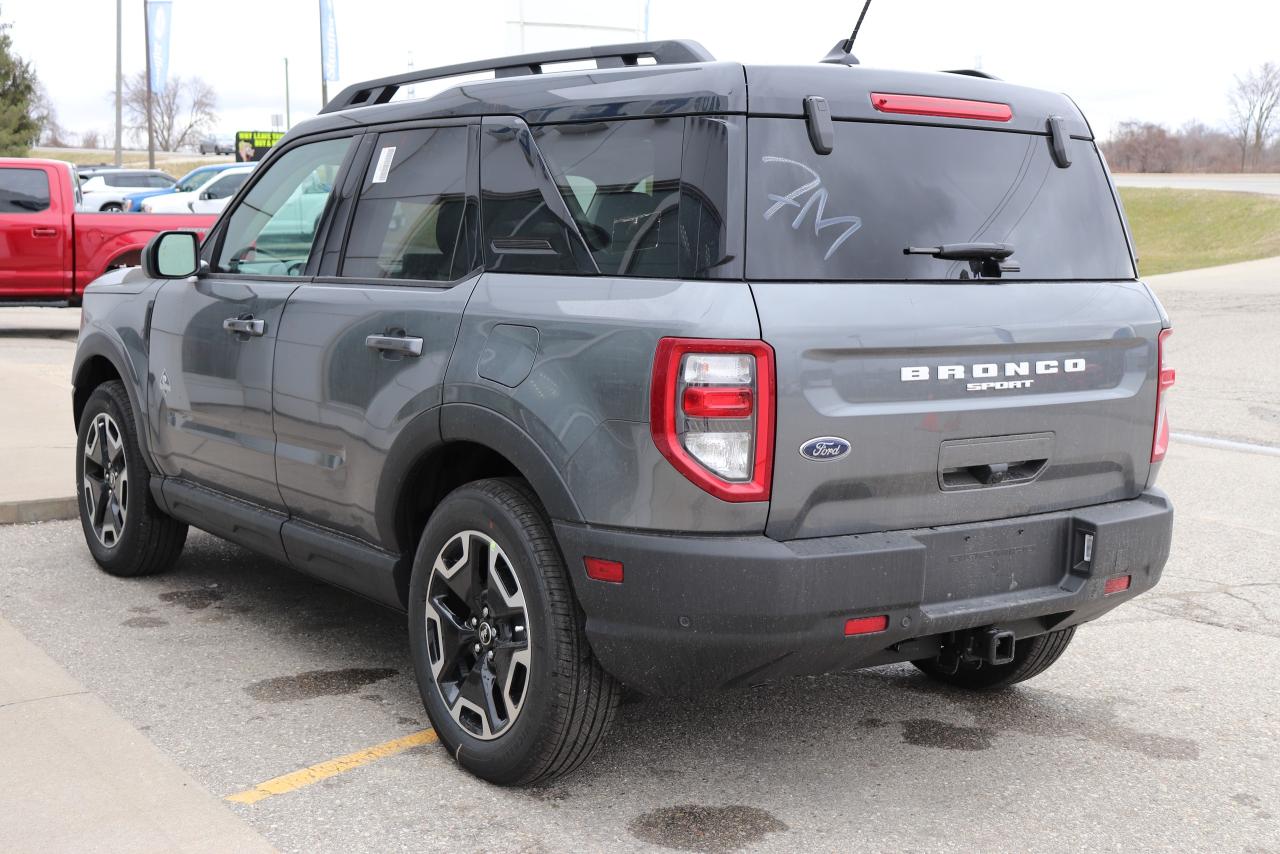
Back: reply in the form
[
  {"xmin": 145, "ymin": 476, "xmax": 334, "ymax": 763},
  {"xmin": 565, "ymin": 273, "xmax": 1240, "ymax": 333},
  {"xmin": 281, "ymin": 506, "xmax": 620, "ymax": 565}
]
[{"xmin": 822, "ymin": 0, "xmax": 873, "ymax": 66}]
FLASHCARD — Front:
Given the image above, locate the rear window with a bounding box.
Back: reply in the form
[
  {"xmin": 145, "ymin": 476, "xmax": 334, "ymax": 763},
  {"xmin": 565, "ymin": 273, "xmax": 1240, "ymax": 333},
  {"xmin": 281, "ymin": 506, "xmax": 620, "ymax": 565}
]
[
  {"xmin": 0, "ymin": 167, "xmax": 51, "ymax": 213},
  {"xmin": 746, "ymin": 119, "xmax": 1134, "ymax": 281}
]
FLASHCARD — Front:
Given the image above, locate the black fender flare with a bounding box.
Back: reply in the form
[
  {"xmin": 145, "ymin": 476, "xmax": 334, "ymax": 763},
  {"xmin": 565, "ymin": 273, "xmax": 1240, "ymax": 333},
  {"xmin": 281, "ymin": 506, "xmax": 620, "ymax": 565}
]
[{"xmin": 72, "ymin": 330, "xmax": 160, "ymax": 476}]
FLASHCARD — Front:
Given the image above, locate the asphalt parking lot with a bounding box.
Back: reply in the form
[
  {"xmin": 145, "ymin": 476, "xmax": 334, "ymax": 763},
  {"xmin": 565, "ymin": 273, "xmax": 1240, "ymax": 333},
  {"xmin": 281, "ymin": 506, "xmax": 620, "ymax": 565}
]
[{"xmin": 2, "ymin": 263, "xmax": 1278, "ymax": 852}]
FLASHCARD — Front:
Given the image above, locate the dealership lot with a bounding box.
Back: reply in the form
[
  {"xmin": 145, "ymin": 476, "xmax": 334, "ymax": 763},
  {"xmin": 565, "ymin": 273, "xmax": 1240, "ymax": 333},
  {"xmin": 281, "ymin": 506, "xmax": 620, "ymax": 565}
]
[{"xmin": 1, "ymin": 262, "xmax": 1278, "ymax": 852}]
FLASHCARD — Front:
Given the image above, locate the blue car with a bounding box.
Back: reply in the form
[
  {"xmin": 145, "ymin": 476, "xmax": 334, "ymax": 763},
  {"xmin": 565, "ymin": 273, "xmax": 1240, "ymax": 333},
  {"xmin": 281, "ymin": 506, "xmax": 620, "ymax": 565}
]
[{"xmin": 121, "ymin": 163, "xmax": 243, "ymax": 212}]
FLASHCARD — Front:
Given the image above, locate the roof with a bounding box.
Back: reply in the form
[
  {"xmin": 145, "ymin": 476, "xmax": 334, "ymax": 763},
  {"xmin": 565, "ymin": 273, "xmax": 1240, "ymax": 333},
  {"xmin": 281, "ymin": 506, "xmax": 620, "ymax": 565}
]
[{"xmin": 282, "ymin": 41, "xmax": 1092, "ymax": 141}]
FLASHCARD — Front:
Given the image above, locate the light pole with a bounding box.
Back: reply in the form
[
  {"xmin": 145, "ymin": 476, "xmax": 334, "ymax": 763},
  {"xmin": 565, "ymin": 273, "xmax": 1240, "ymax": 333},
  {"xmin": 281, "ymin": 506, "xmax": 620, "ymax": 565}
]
[
  {"xmin": 114, "ymin": 0, "xmax": 122, "ymax": 166},
  {"xmin": 142, "ymin": 0, "xmax": 155, "ymax": 168},
  {"xmin": 318, "ymin": 0, "xmax": 327, "ymax": 107},
  {"xmin": 284, "ymin": 57, "xmax": 291, "ymax": 130}
]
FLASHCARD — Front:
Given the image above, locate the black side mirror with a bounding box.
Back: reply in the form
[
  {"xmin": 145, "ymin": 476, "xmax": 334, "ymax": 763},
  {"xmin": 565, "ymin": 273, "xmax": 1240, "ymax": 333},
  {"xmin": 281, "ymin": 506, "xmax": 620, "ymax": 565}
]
[
  {"xmin": 199, "ymin": 190, "xmax": 212, "ymax": 200},
  {"xmin": 143, "ymin": 230, "xmax": 201, "ymax": 279}
]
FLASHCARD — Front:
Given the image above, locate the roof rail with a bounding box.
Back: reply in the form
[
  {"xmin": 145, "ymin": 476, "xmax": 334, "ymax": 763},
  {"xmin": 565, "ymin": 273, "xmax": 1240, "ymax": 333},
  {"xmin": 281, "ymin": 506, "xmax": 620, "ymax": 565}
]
[
  {"xmin": 942, "ymin": 69, "xmax": 1000, "ymax": 80},
  {"xmin": 320, "ymin": 39, "xmax": 715, "ymax": 114}
]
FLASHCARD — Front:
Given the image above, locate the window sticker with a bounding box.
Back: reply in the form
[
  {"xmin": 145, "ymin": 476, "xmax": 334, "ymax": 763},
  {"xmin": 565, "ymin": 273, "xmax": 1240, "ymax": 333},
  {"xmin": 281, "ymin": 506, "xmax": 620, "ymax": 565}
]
[
  {"xmin": 761, "ymin": 156, "xmax": 862, "ymax": 260},
  {"xmin": 371, "ymin": 146, "xmax": 397, "ymax": 184}
]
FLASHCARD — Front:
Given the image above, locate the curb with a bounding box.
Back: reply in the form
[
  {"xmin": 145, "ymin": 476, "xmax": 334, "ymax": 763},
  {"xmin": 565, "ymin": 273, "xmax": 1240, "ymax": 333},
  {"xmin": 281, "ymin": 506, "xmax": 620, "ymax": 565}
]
[{"xmin": 0, "ymin": 497, "xmax": 79, "ymax": 526}]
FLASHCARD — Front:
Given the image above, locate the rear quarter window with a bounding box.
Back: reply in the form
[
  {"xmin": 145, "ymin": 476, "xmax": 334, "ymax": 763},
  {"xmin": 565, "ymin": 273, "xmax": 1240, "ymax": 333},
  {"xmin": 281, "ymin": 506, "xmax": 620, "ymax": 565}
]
[
  {"xmin": 745, "ymin": 118, "xmax": 1134, "ymax": 281},
  {"xmin": 0, "ymin": 167, "xmax": 51, "ymax": 213}
]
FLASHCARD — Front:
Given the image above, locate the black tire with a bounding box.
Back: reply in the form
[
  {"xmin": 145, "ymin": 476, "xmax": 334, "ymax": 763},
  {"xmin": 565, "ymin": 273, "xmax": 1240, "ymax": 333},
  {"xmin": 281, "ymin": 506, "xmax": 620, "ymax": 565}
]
[
  {"xmin": 76, "ymin": 381, "xmax": 187, "ymax": 577},
  {"xmin": 408, "ymin": 477, "xmax": 620, "ymax": 786},
  {"xmin": 100, "ymin": 203, "xmax": 123, "ymax": 213},
  {"xmin": 912, "ymin": 627, "xmax": 1076, "ymax": 691}
]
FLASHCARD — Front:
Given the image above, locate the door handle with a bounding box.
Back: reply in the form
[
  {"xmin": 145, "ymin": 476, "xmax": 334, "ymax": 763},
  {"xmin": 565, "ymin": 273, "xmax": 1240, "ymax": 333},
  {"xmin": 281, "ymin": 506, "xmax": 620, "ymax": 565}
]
[
  {"xmin": 222, "ymin": 317, "xmax": 266, "ymax": 337},
  {"xmin": 31, "ymin": 227, "xmax": 57, "ymax": 237},
  {"xmin": 365, "ymin": 334, "xmax": 423, "ymax": 357}
]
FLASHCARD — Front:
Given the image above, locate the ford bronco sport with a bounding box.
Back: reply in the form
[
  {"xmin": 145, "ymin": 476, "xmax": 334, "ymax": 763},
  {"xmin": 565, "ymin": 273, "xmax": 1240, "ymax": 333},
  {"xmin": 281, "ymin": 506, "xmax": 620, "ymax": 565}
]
[{"xmin": 72, "ymin": 39, "xmax": 1174, "ymax": 785}]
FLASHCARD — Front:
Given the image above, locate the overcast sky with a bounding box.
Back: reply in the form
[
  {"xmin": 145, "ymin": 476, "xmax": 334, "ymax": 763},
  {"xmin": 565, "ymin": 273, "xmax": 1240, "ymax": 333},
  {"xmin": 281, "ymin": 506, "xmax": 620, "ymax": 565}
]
[{"xmin": 6, "ymin": 0, "xmax": 1278, "ymax": 144}]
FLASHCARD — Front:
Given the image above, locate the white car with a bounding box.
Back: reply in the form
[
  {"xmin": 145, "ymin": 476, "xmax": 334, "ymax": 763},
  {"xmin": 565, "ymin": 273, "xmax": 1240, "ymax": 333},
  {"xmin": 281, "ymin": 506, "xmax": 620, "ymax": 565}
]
[
  {"xmin": 78, "ymin": 169, "xmax": 176, "ymax": 212},
  {"xmin": 141, "ymin": 164, "xmax": 256, "ymax": 214}
]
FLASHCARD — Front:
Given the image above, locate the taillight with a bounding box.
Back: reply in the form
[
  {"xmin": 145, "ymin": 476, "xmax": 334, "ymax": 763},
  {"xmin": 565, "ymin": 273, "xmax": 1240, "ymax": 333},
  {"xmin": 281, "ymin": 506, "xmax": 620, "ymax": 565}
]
[
  {"xmin": 1151, "ymin": 328, "xmax": 1175, "ymax": 462},
  {"xmin": 870, "ymin": 92, "xmax": 1013, "ymax": 122},
  {"xmin": 651, "ymin": 338, "xmax": 775, "ymax": 502}
]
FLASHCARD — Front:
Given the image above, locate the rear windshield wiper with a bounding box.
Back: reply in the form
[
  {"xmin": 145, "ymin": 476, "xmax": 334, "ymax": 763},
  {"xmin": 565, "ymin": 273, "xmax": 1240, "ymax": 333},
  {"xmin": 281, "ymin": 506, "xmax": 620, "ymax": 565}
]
[{"xmin": 904, "ymin": 242, "xmax": 1020, "ymax": 278}]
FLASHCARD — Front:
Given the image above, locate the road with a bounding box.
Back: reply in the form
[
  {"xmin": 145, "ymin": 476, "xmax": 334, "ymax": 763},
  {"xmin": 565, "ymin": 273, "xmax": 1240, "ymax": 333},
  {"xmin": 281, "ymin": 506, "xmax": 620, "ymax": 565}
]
[
  {"xmin": 1, "ymin": 259, "xmax": 1278, "ymax": 852},
  {"xmin": 1114, "ymin": 172, "xmax": 1280, "ymax": 196}
]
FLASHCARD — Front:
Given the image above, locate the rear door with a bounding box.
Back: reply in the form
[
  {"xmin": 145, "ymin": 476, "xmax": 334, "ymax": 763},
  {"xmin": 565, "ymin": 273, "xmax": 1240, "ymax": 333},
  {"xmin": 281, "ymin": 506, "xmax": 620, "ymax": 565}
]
[
  {"xmin": 148, "ymin": 135, "xmax": 356, "ymax": 510},
  {"xmin": 745, "ymin": 112, "xmax": 1163, "ymax": 541},
  {"xmin": 272, "ymin": 122, "xmax": 479, "ymax": 550},
  {"xmin": 0, "ymin": 165, "xmax": 66, "ymax": 298}
]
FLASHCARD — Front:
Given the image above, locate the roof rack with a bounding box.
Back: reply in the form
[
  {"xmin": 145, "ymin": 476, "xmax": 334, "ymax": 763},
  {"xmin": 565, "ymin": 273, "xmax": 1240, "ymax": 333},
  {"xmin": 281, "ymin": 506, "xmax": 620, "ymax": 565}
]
[
  {"xmin": 942, "ymin": 69, "xmax": 1000, "ymax": 80},
  {"xmin": 320, "ymin": 39, "xmax": 715, "ymax": 114}
]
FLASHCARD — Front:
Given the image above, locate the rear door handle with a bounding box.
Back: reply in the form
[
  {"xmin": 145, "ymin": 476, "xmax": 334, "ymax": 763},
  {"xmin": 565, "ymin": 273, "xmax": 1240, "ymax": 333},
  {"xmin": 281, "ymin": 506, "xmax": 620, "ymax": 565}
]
[
  {"xmin": 222, "ymin": 317, "xmax": 266, "ymax": 337},
  {"xmin": 31, "ymin": 227, "xmax": 57, "ymax": 237},
  {"xmin": 365, "ymin": 334, "xmax": 423, "ymax": 357}
]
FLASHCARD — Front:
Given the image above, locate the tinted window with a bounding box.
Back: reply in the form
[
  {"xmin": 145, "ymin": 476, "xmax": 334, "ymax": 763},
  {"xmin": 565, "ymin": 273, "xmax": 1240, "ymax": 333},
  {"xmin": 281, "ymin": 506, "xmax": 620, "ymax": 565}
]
[
  {"xmin": 342, "ymin": 126, "xmax": 469, "ymax": 282},
  {"xmin": 146, "ymin": 174, "xmax": 176, "ymax": 188},
  {"xmin": 746, "ymin": 119, "xmax": 1134, "ymax": 281},
  {"xmin": 0, "ymin": 168, "xmax": 51, "ymax": 213},
  {"xmin": 205, "ymin": 171, "xmax": 248, "ymax": 200},
  {"xmin": 216, "ymin": 137, "xmax": 351, "ymax": 276},
  {"xmin": 175, "ymin": 170, "xmax": 214, "ymax": 192},
  {"xmin": 535, "ymin": 119, "xmax": 685, "ymax": 278},
  {"xmin": 480, "ymin": 119, "xmax": 596, "ymax": 276}
]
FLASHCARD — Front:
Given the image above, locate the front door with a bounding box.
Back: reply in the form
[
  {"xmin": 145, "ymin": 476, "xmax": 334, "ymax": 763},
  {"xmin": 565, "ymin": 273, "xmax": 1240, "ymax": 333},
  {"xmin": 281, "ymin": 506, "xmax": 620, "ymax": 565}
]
[
  {"xmin": 0, "ymin": 165, "xmax": 66, "ymax": 298},
  {"xmin": 148, "ymin": 135, "xmax": 356, "ymax": 509}
]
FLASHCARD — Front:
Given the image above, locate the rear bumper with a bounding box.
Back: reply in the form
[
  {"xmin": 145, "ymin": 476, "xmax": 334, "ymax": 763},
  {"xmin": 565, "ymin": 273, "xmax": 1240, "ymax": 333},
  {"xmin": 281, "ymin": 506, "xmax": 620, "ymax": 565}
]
[{"xmin": 554, "ymin": 490, "xmax": 1173, "ymax": 695}]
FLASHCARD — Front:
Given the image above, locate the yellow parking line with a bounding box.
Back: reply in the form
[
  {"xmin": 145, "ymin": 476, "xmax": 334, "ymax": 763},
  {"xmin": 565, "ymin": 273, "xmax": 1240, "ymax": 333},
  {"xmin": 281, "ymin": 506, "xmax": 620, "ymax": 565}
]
[{"xmin": 225, "ymin": 729, "xmax": 437, "ymax": 805}]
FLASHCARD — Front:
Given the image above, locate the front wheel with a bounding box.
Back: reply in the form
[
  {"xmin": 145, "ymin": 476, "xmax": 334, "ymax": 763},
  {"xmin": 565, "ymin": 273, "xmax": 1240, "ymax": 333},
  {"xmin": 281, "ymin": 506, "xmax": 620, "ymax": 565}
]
[
  {"xmin": 912, "ymin": 627, "xmax": 1076, "ymax": 691},
  {"xmin": 408, "ymin": 478, "xmax": 620, "ymax": 786},
  {"xmin": 76, "ymin": 381, "xmax": 187, "ymax": 577}
]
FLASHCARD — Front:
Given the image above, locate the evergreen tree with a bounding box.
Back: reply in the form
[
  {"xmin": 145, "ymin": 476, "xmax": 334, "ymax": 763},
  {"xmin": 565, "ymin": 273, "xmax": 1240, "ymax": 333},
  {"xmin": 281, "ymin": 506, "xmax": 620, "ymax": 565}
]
[{"xmin": 0, "ymin": 17, "xmax": 40, "ymax": 156}]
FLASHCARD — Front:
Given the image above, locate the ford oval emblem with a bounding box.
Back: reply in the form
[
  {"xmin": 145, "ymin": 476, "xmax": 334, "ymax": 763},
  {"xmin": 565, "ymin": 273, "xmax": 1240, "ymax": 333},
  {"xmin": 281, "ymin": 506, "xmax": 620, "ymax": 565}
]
[{"xmin": 799, "ymin": 436, "xmax": 850, "ymax": 461}]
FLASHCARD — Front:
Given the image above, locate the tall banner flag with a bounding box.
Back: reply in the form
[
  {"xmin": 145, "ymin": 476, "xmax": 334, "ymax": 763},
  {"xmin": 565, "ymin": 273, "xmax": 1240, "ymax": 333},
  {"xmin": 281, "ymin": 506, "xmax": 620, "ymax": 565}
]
[
  {"xmin": 146, "ymin": 1, "xmax": 172, "ymax": 92},
  {"xmin": 319, "ymin": 0, "xmax": 340, "ymax": 82}
]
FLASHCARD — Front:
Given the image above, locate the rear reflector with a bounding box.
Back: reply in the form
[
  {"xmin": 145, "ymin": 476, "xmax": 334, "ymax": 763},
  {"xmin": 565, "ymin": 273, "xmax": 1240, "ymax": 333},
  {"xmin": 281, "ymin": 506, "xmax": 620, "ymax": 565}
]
[
  {"xmin": 844, "ymin": 615, "xmax": 889, "ymax": 636},
  {"xmin": 584, "ymin": 557, "xmax": 624, "ymax": 584},
  {"xmin": 870, "ymin": 92, "xmax": 1013, "ymax": 122},
  {"xmin": 1104, "ymin": 575, "xmax": 1132, "ymax": 595}
]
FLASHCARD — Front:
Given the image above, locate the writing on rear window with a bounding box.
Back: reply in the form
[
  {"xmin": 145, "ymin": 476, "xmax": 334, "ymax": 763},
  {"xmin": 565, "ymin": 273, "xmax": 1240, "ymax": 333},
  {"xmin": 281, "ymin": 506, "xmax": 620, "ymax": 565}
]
[{"xmin": 760, "ymin": 156, "xmax": 862, "ymax": 261}]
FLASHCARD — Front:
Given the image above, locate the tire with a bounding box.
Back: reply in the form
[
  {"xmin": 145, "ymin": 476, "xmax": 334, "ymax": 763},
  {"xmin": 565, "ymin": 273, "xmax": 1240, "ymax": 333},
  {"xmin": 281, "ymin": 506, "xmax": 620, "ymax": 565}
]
[
  {"xmin": 76, "ymin": 381, "xmax": 187, "ymax": 577},
  {"xmin": 100, "ymin": 203, "xmax": 123, "ymax": 213},
  {"xmin": 408, "ymin": 477, "xmax": 620, "ymax": 786},
  {"xmin": 911, "ymin": 627, "xmax": 1076, "ymax": 692}
]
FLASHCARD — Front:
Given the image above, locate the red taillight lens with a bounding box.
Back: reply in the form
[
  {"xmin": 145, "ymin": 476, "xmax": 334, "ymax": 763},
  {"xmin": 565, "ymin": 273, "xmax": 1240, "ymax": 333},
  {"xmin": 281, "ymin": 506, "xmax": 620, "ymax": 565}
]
[
  {"xmin": 584, "ymin": 557, "xmax": 624, "ymax": 584},
  {"xmin": 651, "ymin": 338, "xmax": 775, "ymax": 502},
  {"xmin": 1104, "ymin": 575, "xmax": 1132, "ymax": 595},
  {"xmin": 1151, "ymin": 328, "xmax": 1175, "ymax": 462},
  {"xmin": 681, "ymin": 386, "xmax": 754, "ymax": 419},
  {"xmin": 844, "ymin": 615, "xmax": 889, "ymax": 636},
  {"xmin": 870, "ymin": 92, "xmax": 1013, "ymax": 122}
]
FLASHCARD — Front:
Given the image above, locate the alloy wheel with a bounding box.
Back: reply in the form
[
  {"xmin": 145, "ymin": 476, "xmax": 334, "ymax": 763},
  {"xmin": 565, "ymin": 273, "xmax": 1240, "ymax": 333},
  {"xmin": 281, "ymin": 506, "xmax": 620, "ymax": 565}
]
[
  {"xmin": 424, "ymin": 530, "xmax": 532, "ymax": 740},
  {"xmin": 82, "ymin": 412, "xmax": 128, "ymax": 548}
]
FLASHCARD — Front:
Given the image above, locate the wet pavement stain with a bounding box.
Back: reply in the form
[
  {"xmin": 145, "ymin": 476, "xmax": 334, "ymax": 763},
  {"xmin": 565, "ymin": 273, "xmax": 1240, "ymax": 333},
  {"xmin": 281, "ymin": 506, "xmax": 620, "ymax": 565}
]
[
  {"xmin": 901, "ymin": 718, "xmax": 994, "ymax": 751},
  {"xmin": 629, "ymin": 805, "xmax": 787, "ymax": 853},
  {"xmin": 244, "ymin": 668, "xmax": 399, "ymax": 702},
  {"xmin": 121, "ymin": 616, "xmax": 168, "ymax": 628},
  {"xmin": 127, "ymin": 605, "xmax": 156, "ymax": 614},
  {"xmin": 159, "ymin": 588, "xmax": 224, "ymax": 610}
]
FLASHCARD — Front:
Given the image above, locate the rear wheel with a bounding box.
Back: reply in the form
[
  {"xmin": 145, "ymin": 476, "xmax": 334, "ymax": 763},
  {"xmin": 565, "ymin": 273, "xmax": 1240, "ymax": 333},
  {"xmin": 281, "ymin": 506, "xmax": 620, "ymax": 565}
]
[
  {"xmin": 99, "ymin": 202, "xmax": 123, "ymax": 213},
  {"xmin": 408, "ymin": 478, "xmax": 620, "ymax": 785},
  {"xmin": 911, "ymin": 627, "xmax": 1076, "ymax": 691},
  {"xmin": 76, "ymin": 381, "xmax": 187, "ymax": 577}
]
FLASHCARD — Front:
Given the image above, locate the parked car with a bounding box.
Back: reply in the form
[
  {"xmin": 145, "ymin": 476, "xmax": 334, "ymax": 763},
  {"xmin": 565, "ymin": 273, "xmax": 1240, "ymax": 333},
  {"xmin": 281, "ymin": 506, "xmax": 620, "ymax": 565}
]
[
  {"xmin": 0, "ymin": 158, "xmax": 214, "ymax": 303},
  {"xmin": 122, "ymin": 163, "xmax": 245, "ymax": 212},
  {"xmin": 198, "ymin": 135, "xmax": 235, "ymax": 155},
  {"xmin": 78, "ymin": 169, "xmax": 176, "ymax": 212},
  {"xmin": 141, "ymin": 164, "xmax": 256, "ymax": 213},
  {"xmin": 72, "ymin": 38, "xmax": 1174, "ymax": 786}
]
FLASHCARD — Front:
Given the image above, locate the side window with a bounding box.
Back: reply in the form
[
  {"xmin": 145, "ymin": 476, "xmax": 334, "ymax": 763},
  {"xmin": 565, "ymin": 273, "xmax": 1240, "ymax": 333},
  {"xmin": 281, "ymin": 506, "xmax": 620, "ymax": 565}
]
[
  {"xmin": 148, "ymin": 175, "xmax": 175, "ymax": 188},
  {"xmin": 205, "ymin": 172, "xmax": 247, "ymax": 200},
  {"xmin": 0, "ymin": 168, "xmax": 51, "ymax": 213},
  {"xmin": 215, "ymin": 137, "xmax": 352, "ymax": 276},
  {"xmin": 341, "ymin": 126, "xmax": 470, "ymax": 282},
  {"xmin": 536, "ymin": 118, "xmax": 685, "ymax": 278},
  {"xmin": 479, "ymin": 119, "xmax": 596, "ymax": 276}
]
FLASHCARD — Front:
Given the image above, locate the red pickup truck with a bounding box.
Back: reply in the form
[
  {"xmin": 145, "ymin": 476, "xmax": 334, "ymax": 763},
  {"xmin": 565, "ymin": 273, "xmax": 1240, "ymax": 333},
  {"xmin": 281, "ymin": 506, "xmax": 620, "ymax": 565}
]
[{"xmin": 0, "ymin": 158, "xmax": 215, "ymax": 304}]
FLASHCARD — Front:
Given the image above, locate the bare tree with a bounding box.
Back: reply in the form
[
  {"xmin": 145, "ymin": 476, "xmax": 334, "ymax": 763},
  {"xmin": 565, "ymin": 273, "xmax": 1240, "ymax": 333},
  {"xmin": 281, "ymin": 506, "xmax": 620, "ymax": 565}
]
[
  {"xmin": 122, "ymin": 72, "xmax": 217, "ymax": 152},
  {"xmin": 1104, "ymin": 121, "xmax": 1180, "ymax": 173},
  {"xmin": 1228, "ymin": 62, "xmax": 1280, "ymax": 171},
  {"xmin": 81, "ymin": 128, "xmax": 101, "ymax": 149},
  {"xmin": 31, "ymin": 81, "xmax": 69, "ymax": 147}
]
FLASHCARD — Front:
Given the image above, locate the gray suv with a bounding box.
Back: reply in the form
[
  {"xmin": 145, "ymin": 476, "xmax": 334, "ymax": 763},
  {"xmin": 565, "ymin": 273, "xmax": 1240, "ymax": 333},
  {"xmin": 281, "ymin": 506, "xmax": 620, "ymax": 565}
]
[{"xmin": 71, "ymin": 40, "xmax": 1175, "ymax": 785}]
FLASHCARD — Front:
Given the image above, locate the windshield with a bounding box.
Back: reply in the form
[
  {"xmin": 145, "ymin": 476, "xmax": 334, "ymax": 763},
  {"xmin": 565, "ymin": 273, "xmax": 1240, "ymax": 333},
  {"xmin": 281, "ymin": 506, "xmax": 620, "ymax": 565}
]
[
  {"xmin": 746, "ymin": 119, "xmax": 1134, "ymax": 281},
  {"xmin": 176, "ymin": 169, "xmax": 214, "ymax": 192}
]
